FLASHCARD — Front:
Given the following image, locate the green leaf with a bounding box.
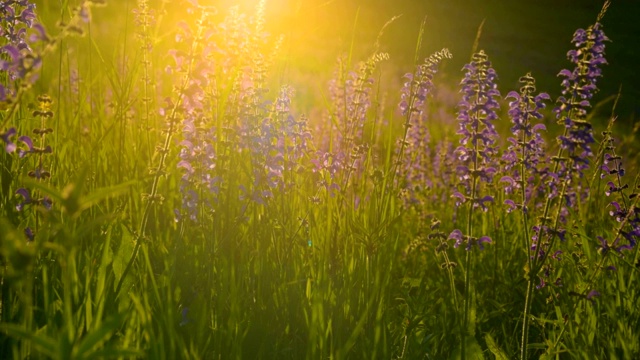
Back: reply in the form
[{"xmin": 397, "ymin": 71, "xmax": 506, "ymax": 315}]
[
  {"xmin": 0, "ymin": 324, "xmax": 59, "ymax": 359},
  {"xmin": 88, "ymin": 348, "xmax": 144, "ymax": 358},
  {"xmin": 23, "ymin": 170, "xmax": 134, "ymax": 218},
  {"xmin": 112, "ymin": 224, "xmax": 135, "ymax": 289},
  {"xmin": 484, "ymin": 333, "xmax": 509, "ymax": 360},
  {"xmin": 450, "ymin": 336, "xmax": 485, "ymax": 360},
  {"xmin": 73, "ymin": 314, "xmax": 123, "ymax": 359},
  {"xmin": 81, "ymin": 180, "xmax": 136, "ymax": 210}
]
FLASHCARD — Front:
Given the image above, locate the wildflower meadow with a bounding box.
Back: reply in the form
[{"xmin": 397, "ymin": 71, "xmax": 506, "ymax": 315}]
[{"xmin": 1, "ymin": 0, "xmax": 639, "ymax": 359}]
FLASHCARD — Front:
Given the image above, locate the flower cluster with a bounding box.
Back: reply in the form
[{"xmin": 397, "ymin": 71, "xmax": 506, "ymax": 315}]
[
  {"xmin": 0, "ymin": 0, "xmax": 36, "ymax": 49},
  {"xmin": 554, "ymin": 23, "xmax": 609, "ymax": 176},
  {"xmin": 174, "ymin": 5, "xmax": 308, "ymax": 220},
  {"xmin": 0, "ymin": 0, "xmax": 45, "ymax": 101},
  {"xmin": 448, "ymin": 50, "xmax": 501, "ymax": 250},
  {"xmin": 397, "ymin": 49, "xmax": 452, "ymax": 205},
  {"xmin": 597, "ymin": 132, "xmax": 640, "ymax": 253},
  {"xmin": 170, "ymin": 8, "xmax": 224, "ymax": 221},
  {"xmin": 241, "ymin": 86, "xmax": 311, "ymax": 203},
  {"xmin": 398, "ymin": 48, "xmax": 452, "ymax": 117},
  {"xmin": 452, "ymin": 50, "xmax": 500, "ymax": 211},
  {"xmin": 313, "ymin": 52, "xmax": 388, "ymax": 195},
  {"xmin": 14, "ymin": 94, "xmax": 55, "ymax": 240},
  {"xmin": 177, "ymin": 119, "xmax": 219, "ymax": 222},
  {"xmin": 448, "ymin": 229, "xmax": 491, "ymax": 251},
  {"xmin": 500, "ymin": 73, "xmax": 550, "ymax": 213}
]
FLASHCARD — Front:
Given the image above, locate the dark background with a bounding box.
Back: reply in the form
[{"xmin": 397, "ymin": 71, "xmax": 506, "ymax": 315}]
[{"xmin": 264, "ymin": 0, "xmax": 640, "ymax": 126}]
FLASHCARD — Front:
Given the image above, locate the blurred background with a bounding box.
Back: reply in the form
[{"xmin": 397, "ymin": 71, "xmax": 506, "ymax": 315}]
[
  {"xmin": 34, "ymin": 0, "xmax": 640, "ymax": 127},
  {"xmin": 255, "ymin": 0, "xmax": 640, "ymax": 127}
]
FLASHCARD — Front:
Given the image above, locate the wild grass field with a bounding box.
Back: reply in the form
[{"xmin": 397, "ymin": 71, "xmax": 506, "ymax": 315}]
[{"xmin": 1, "ymin": 0, "xmax": 639, "ymax": 359}]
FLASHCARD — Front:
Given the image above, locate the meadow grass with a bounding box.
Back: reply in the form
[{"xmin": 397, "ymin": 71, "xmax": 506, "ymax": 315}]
[{"xmin": 1, "ymin": 0, "xmax": 639, "ymax": 359}]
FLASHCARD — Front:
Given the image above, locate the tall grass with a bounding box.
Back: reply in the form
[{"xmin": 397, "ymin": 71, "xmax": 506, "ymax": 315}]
[{"xmin": 1, "ymin": 0, "xmax": 638, "ymax": 359}]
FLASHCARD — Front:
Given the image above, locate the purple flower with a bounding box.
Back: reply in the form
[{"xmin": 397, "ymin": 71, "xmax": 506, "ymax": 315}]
[
  {"xmin": 599, "ymin": 132, "xmax": 639, "ymax": 252},
  {"xmin": 17, "ymin": 135, "xmax": 33, "ymax": 157},
  {"xmin": 448, "ymin": 229, "xmax": 492, "ymax": 251},
  {"xmin": 1, "ymin": 127, "xmax": 17, "ymax": 153},
  {"xmin": 15, "ymin": 188, "xmax": 51, "ymax": 211},
  {"xmin": 554, "ymin": 23, "xmax": 609, "ymax": 176},
  {"xmin": 24, "ymin": 227, "xmax": 34, "ymax": 241},
  {"xmin": 454, "ymin": 50, "xmax": 501, "ymax": 197},
  {"xmin": 501, "ymin": 74, "xmax": 550, "ymax": 214},
  {"xmin": 586, "ymin": 289, "xmax": 601, "ymax": 300},
  {"xmin": 398, "ymin": 48, "xmax": 452, "ymax": 117},
  {"xmin": 0, "ymin": 4, "xmax": 50, "ymax": 105},
  {"xmin": 180, "ymin": 307, "xmax": 191, "ymax": 326},
  {"xmin": 177, "ymin": 117, "xmax": 218, "ymax": 222},
  {"xmin": 449, "ymin": 50, "xmax": 499, "ymax": 251},
  {"xmin": 15, "ymin": 188, "xmax": 32, "ymax": 211}
]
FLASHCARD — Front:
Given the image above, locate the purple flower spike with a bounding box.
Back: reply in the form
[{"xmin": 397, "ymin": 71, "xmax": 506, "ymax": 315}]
[
  {"xmin": 501, "ymin": 73, "xmax": 549, "ymax": 216},
  {"xmin": 600, "ymin": 130, "xmax": 638, "ymax": 252},
  {"xmin": 449, "ymin": 50, "xmax": 499, "ymax": 251},
  {"xmin": 396, "ymin": 49, "xmax": 452, "ymax": 206},
  {"xmin": 454, "ymin": 50, "xmax": 501, "ymax": 196},
  {"xmin": 555, "ymin": 23, "xmax": 609, "ymax": 176}
]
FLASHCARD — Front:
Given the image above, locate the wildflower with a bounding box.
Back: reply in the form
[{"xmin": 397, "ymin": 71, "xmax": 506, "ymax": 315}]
[
  {"xmin": 599, "ymin": 131, "xmax": 639, "ymax": 252},
  {"xmin": 454, "ymin": 50, "xmax": 501, "ymax": 191},
  {"xmin": 501, "ymin": 73, "xmax": 549, "ymax": 196},
  {"xmin": 179, "ymin": 307, "xmax": 191, "ymax": 326},
  {"xmin": 15, "ymin": 188, "xmax": 33, "ymax": 211},
  {"xmin": 555, "ymin": 23, "xmax": 609, "ymax": 176},
  {"xmin": 15, "ymin": 188, "xmax": 51, "ymax": 211},
  {"xmin": 24, "ymin": 227, "xmax": 34, "ymax": 241},
  {"xmin": 449, "ymin": 50, "xmax": 500, "ymax": 251},
  {"xmin": 397, "ymin": 49, "xmax": 452, "ymax": 205},
  {"xmin": 1, "ymin": 127, "xmax": 17, "ymax": 153},
  {"xmin": 447, "ymin": 229, "xmax": 492, "ymax": 251},
  {"xmin": 586, "ymin": 289, "xmax": 600, "ymax": 300}
]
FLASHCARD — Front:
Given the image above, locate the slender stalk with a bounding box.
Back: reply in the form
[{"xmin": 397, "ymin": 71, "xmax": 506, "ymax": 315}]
[
  {"xmin": 520, "ymin": 279, "xmax": 534, "ymax": 359},
  {"xmin": 114, "ymin": 8, "xmax": 210, "ymax": 297},
  {"xmin": 519, "ymin": 93, "xmax": 534, "ymax": 360},
  {"xmin": 551, "ymin": 177, "xmax": 639, "ymax": 351},
  {"xmin": 461, "ymin": 150, "xmax": 479, "ymax": 360},
  {"xmin": 521, "ymin": 21, "xmax": 598, "ymax": 355}
]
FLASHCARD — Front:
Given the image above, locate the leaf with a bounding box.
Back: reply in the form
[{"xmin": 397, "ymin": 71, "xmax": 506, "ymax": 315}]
[
  {"xmin": 73, "ymin": 314, "xmax": 123, "ymax": 359},
  {"xmin": 485, "ymin": 333, "xmax": 509, "ymax": 360},
  {"xmin": 23, "ymin": 170, "xmax": 134, "ymax": 218},
  {"xmin": 112, "ymin": 224, "xmax": 135, "ymax": 288},
  {"xmin": 0, "ymin": 323, "xmax": 58, "ymax": 359},
  {"xmin": 469, "ymin": 282, "xmax": 477, "ymax": 337},
  {"xmin": 88, "ymin": 348, "xmax": 144, "ymax": 358},
  {"xmin": 450, "ymin": 336, "xmax": 485, "ymax": 360},
  {"xmin": 81, "ymin": 180, "xmax": 136, "ymax": 210},
  {"xmin": 93, "ymin": 224, "xmax": 115, "ymax": 323}
]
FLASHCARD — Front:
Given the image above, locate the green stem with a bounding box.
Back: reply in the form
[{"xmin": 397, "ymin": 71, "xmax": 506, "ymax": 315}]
[{"xmin": 114, "ymin": 9, "xmax": 209, "ymax": 297}]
